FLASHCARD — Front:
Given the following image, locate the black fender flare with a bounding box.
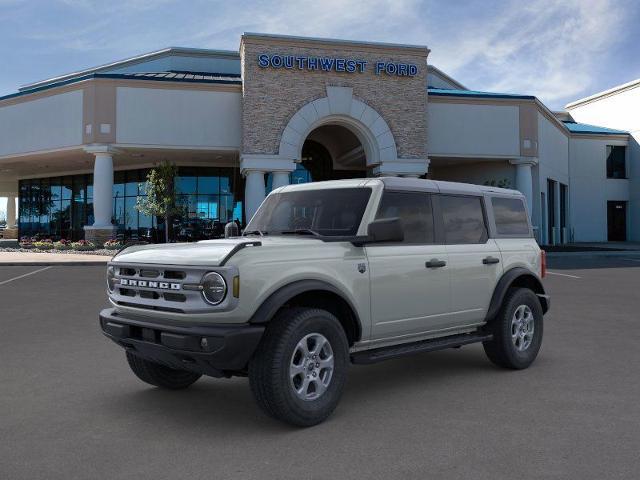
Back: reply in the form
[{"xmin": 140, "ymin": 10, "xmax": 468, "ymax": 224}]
[
  {"xmin": 248, "ymin": 279, "xmax": 362, "ymax": 340},
  {"xmin": 485, "ymin": 267, "xmax": 549, "ymax": 322}
]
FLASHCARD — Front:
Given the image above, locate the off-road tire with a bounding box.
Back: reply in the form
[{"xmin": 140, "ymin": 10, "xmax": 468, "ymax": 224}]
[
  {"xmin": 126, "ymin": 351, "xmax": 202, "ymax": 389},
  {"xmin": 483, "ymin": 287, "xmax": 544, "ymax": 369},
  {"xmin": 249, "ymin": 307, "xmax": 349, "ymax": 427}
]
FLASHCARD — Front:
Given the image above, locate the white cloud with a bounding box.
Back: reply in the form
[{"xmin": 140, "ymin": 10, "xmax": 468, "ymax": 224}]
[
  {"xmin": 426, "ymin": 0, "xmax": 629, "ymax": 107},
  {"xmin": 3, "ymin": 0, "xmax": 635, "ymax": 109}
]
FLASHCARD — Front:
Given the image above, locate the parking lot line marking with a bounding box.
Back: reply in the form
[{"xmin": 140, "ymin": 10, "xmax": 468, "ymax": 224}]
[
  {"xmin": 0, "ymin": 266, "xmax": 52, "ymax": 286},
  {"xmin": 547, "ymin": 271, "xmax": 581, "ymax": 279}
]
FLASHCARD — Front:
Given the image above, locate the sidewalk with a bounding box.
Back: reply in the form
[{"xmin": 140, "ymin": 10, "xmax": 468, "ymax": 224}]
[{"xmin": 0, "ymin": 251, "xmax": 111, "ymax": 266}]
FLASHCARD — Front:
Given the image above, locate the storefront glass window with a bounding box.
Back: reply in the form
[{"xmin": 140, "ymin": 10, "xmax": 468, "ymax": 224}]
[{"xmin": 18, "ymin": 166, "xmax": 243, "ymax": 242}]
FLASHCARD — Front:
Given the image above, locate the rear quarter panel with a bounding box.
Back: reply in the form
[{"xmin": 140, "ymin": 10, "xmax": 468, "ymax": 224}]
[{"xmin": 494, "ymin": 238, "xmax": 541, "ymax": 277}]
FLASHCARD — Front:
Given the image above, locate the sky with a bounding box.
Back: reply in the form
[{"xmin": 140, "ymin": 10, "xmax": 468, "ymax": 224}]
[{"xmin": 1, "ymin": 0, "xmax": 640, "ymax": 215}]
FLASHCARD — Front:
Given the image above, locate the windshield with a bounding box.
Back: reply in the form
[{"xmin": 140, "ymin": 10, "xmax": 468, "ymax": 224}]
[{"xmin": 245, "ymin": 187, "xmax": 372, "ymax": 237}]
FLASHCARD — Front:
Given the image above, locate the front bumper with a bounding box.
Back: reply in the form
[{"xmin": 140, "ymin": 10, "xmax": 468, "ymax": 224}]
[{"xmin": 99, "ymin": 308, "xmax": 264, "ymax": 377}]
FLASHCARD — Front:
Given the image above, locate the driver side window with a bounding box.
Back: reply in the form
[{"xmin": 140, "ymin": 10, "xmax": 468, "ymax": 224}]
[{"xmin": 375, "ymin": 191, "xmax": 434, "ymax": 243}]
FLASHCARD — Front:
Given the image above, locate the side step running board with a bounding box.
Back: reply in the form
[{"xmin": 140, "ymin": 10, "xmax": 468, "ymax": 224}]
[{"xmin": 351, "ymin": 332, "xmax": 493, "ymax": 365}]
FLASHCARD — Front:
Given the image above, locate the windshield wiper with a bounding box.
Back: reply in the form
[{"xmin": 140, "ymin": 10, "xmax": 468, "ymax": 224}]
[
  {"xmin": 279, "ymin": 228, "xmax": 321, "ymax": 237},
  {"xmin": 243, "ymin": 230, "xmax": 267, "ymax": 236}
]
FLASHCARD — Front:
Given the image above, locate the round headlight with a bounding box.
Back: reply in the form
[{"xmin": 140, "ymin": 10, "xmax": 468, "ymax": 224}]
[
  {"xmin": 107, "ymin": 266, "xmax": 116, "ymax": 293},
  {"xmin": 201, "ymin": 272, "xmax": 227, "ymax": 305}
]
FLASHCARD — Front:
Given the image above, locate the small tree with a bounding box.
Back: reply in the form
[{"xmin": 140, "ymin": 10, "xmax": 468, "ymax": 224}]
[
  {"xmin": 136, "ymin": 161, "xmax": 182, "ymax": 243},
  {"xmin": 484, "ymin": 178, "xmax": 512, "ymax": 189}
]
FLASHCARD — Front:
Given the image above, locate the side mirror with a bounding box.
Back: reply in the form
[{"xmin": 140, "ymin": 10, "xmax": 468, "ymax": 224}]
[{"xmin": 366, "ymin": 217, "xmax": 404, "ymax": 243}]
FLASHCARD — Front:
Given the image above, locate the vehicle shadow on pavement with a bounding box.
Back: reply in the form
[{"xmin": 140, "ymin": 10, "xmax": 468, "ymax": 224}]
[{"xmin": 98, "ymin": 346, "xmax": 500, "ymax": 432}]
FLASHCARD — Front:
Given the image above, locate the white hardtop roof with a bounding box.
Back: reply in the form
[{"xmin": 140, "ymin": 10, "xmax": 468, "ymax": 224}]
[{"xmin": 275, "ymin": 177, "xmax": 522, "ymax": 197}]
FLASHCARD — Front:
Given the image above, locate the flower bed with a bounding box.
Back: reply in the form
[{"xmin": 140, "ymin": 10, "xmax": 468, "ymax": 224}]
[
  {"xmin": 5, "ymin": 236, "xmax": 112, "ymax": 255},
  {"xmin": 54, "ymin": 239, "xmax": 73, "ymax": 251},
  {"xmin": 103, "ymin": 239, "xmax": 126, "ymax": 250},
  {"xmin": 71, "ymin": 240, "xmax": 96, "ymax": 251}
]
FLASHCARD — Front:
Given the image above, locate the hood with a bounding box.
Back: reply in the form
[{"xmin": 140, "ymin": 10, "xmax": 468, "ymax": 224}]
[{"xmin": 111, "ymin": 236, "xmax": 325, "ymax": 266}]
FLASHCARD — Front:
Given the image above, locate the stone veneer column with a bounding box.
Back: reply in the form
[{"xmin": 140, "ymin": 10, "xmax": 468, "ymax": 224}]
[
  {"xmin": 2, "ymin": 195, "xmax": 18, "ymax": 239},
  {"xmin": 241, "ymin": 154, "xmax": 295, "ymax": 222},
  {"xmin": 271, "ymin": 171, "xmax": 290, "ymax": 191},
  {"xmin": 244, "ymin": 170, "xmax": 266, "ymax": 222},
  {"xmin": 84, "ymin": 145, "xmax": 117, "ymax": 245},
  {"xmin": 510, "ymin": 157, "xmax": 538, "ymax": 216},
  {"xmin": 6, "ymin": 195, "xmax": 16, "ymax": 228}
]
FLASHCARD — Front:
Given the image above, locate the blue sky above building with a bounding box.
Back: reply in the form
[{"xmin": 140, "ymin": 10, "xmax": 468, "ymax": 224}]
[{"xmin": 0, "ymin": 0, "xmax": 639, "ymax": 111}]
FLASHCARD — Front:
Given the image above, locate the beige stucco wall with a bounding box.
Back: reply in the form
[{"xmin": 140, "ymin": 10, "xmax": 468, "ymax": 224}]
[
  {"xmin": 427, "ymin": 101, "xmax": 520, "ymax": 157},
  {"xmin": 116, "ymin": 86, "xmax": 242, "ymax": 148},
  {"xmin": 240, "ymin": 35, "xmax": 429, "ymax": 160},
  {"xmin": 0, "ymin": 90, "xmax": 83, "ymax": 157}
]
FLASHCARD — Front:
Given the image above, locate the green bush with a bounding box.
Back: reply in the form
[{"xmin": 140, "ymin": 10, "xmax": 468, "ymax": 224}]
[
  {"xmin": 71, "ymin": 240, "xmax": 96, "ymax": 251},
  {"xmin": 54, "ymin": 240, "xmax": 73, "ymax": 250}
]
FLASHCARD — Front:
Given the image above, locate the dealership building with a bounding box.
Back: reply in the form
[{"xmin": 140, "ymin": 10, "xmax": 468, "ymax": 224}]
[{"xmin": 0, "ymin": 33, "xmax": 637, "ymax": 244}]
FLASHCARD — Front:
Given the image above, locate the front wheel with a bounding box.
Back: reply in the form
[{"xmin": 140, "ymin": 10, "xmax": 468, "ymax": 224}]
[
  {"xmin": 249, "ymin": 307, "xmax": 349, "ymax": 427},
  {"xmin": 483, "ymin": 288, "xmax": 544, "ymax": 369}
]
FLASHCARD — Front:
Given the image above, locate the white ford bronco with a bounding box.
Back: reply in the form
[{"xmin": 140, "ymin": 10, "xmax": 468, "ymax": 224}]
[{"xmin": 100, "ymin": 177, "xmax": 549, "ymax": 426}]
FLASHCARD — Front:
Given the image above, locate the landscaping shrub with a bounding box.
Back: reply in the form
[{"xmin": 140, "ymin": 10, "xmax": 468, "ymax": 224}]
[
  {"xmin": 103, "ymin": 239, "xmax": 125, "ymax": 250},
  {"xmin": 33, "ymin": 239, "xmax": 54, "ymax": 250},
  {"xmin": 54, "ymin": 239, "xmax": 73, "ymax": 250},
  {"xmin": 71, "ymin": 240, "xmax": 96, "ymax": 251}
]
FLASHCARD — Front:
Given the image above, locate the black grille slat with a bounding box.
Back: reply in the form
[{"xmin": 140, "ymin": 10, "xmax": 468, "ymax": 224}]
[
  {"xmin": 139, "ymin": 290, "xmax": 160, "ymax": 300},
  {"xmin": 140, "ymin": 269, "xmax": 160, "ymax": 278},
  {"xmin": 164, "ymin": 270, "xmax": 186, "ymax": 280},
  {"xmin": 163, "ymin": 292, "xmax": 186, "ymax": 303}
]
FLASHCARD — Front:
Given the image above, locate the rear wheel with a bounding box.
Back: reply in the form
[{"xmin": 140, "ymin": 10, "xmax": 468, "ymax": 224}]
[
  {"xmin": 126, "ymin": 351, "xmax": 201, "ymax": 389},
  {"xmin": 249, "ymin": 307, "xmax": 349, "ymax": 427},
  {"xmin": 483, "ymin": 288, "xmax": 543, "ymax": 369}
]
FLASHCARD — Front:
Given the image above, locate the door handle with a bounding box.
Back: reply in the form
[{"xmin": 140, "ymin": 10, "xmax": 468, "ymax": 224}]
[
  {"xmin": 426, "ymin": 259, "xmax": 447, "ymax": 268},
  {"xmin": 482, "ymin": 256, "xmax": 500, "ymax": 265}
]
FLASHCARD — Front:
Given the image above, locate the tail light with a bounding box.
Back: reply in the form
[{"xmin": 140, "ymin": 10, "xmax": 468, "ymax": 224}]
[{"xmin": 540, "ymin": 250, "xmax": 547, "ymax": 278}]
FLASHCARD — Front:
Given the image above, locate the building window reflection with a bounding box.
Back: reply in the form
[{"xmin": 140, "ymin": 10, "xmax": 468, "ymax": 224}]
[{"xmin": 18, "ymin": 166, "xmax": 244, "ymax": 242}]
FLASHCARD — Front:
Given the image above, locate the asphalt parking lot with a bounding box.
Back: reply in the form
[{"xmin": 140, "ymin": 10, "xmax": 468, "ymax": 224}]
[{"xmin": 1, "ymin": 257, "xmax": 640, "ymax": 479}]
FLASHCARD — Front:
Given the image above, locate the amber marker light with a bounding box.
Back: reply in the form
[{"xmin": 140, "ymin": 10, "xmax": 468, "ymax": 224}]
[{"xmin": 233, "ymin": 276, "xmax": 240, "ymax": 298}]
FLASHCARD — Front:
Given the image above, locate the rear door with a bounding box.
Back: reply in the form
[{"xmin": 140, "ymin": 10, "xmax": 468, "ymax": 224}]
[
  {"xmin": 437, "ymin": 194, "xmax": 502, "ymax": 326},
  {"xmin": 366, "ymin": 190, "xmax": 452, "ymax": 340}
]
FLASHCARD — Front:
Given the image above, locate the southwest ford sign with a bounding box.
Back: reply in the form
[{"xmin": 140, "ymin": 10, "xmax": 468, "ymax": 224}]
[{"xmin": 257, "ymin": 54, "xmax": 418, "ymax": 77}]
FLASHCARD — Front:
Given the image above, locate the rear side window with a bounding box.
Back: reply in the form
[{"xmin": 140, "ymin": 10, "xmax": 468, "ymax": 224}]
[
  {"xmin": 440, "ymin": 195, "xmax": 488, "ymax": 244},
  {"xmin": 492, "ymin": 197, "xmax": 530, "ymax": 235},
  {"xmin": 375, "ymin": 191, "xmax": 434, "ymax": 243}
]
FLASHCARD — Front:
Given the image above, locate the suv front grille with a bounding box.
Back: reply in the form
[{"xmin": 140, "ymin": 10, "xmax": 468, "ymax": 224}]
[{"xmin": 110, "ymin": 264, "xmax": 214, "ymax": 313}]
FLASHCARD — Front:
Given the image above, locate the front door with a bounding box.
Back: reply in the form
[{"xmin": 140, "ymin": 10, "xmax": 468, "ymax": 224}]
[
  {"xmin": 366, "ymin": 191, "xmax": 452, "ymax": 340},
  {"xmin": 607, "ymin": 201, "xmax": 627, "ymax": 241}
]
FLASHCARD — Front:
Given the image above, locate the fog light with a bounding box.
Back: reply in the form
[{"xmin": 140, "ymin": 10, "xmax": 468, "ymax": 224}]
[{"xmin": 200, "ymin": 338, "xmax": 209, "ymax": 349}]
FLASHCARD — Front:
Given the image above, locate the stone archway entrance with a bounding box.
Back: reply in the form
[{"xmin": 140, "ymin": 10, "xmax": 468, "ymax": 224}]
[
  {"xmin": 241, "ymin": 86, "xmax": 429, "ymax": 219},
  {"xmin": 300, "ymin": 124, "xmax": 368, "ymax": 182}
]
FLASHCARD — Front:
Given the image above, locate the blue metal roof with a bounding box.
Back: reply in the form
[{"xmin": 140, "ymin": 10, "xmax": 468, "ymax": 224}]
[
  {"xmin": 562, "ymin": 121, "xmax": 628, "ymax": 135},
  {"xmin": 428, "ymin": 87, "xmax": 535, "ymax": 100},
  {"xmin": 0, "ymin": 71, "xmax": 242, "ymax": 102}
]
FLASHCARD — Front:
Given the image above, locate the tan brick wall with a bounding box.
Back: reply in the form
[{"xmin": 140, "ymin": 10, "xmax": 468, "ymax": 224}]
[{"xmin": 241, "ymin": 36, "xmax": 429, "ymax": 160}]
